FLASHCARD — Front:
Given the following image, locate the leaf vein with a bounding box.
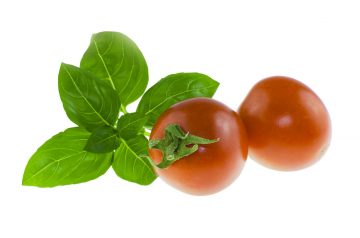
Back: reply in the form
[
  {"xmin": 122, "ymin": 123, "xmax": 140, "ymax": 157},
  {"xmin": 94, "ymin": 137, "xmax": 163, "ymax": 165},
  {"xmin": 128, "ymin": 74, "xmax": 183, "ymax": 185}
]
[
  {"xmin": 24, "ymin": 151, "xmax": 84, "ymax": 183},
  {"xmin": 63, "ymin": 65, "xmax": 111, "ymax": 127},
  {"xmin": 93, "ymin": 38, "xmax": 116, "ymax": 90}
]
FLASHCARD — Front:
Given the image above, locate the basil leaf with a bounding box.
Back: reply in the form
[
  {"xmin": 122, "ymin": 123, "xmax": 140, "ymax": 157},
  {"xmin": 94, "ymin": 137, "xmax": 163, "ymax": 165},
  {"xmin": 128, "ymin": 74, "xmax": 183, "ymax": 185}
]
[
  {"xmin": 84, "ymin": 125, "xmax": 119, "ymax": 153},
  {"xmin": 113, "ymin": 136, "xmax": 157, "ymax": 185},
  {"xmin": 136, "ymin": 73, "xmax": 219, "ymax": 128},
  {"xmin": 59, "ymin": 63, "xmax": 121, "ymax": 131},
  {"xmin": 22, "ymin": 127, "xmax": 112, "ymax": 187},
  {"xmin": 80, "ymin": 31, "xmax": 148, "ymax": 107},
  {"xmin": 117, "ymin": 112, "xmax": 147, "ymax": 140}
]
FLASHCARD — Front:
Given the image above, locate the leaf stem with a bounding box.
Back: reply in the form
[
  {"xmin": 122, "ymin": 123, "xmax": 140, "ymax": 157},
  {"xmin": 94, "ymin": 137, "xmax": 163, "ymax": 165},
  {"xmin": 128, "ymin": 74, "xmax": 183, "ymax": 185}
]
[
  {"xmin": 143, "ymin": 131, "xmax": 151, "ymax": 137},
  {"xmin": 120, "ymin": 104, "xmax": 128, "ymax": 114}
]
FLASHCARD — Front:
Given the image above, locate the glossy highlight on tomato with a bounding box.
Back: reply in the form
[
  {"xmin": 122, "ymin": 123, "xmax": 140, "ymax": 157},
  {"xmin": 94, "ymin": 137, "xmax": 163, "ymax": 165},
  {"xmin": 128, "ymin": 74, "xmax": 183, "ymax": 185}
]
[
  {"xmin": 149, "ymin": 98, "xmax": 248, "ymax": 195},
  {"xmin": 239, "ymin": 76, "xmax": 331, "ymax": 171}
]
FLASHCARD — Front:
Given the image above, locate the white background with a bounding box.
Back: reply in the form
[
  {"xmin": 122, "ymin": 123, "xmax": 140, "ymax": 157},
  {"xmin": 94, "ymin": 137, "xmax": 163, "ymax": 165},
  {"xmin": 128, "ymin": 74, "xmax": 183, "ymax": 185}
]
[{"xmin": 1, "ymin": 0, "xmax": 359, "ymax": 237}]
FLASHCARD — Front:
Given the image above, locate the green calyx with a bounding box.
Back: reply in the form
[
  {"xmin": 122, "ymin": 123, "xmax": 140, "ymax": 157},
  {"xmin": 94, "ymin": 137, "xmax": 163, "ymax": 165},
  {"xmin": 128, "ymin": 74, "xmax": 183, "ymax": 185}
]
[{"xmin": 149, "ymin": 124, "xmax": 219, "ymax": 169}]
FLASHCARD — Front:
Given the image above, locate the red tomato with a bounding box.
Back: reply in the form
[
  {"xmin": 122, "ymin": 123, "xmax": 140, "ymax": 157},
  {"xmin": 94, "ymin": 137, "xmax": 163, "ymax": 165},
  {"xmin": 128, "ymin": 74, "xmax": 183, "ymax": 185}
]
[
  {"xmin": 149, "ymin": 98, "xmax": 248, "ymax": 195},
  {"xmin": 239, "ymin": 76, "xmax": 331, "ymax": 171}
]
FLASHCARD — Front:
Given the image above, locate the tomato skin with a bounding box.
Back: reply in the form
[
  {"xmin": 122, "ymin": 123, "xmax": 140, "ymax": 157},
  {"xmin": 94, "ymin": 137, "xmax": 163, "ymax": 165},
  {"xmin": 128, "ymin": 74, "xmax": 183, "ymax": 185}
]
[
  {"xmin": 149, "ymin": 98, "xmax": 248, "ymax": 195},
  {"xmin": 239, "ymin": 76, "xmax": 331, "ymax": 171}
]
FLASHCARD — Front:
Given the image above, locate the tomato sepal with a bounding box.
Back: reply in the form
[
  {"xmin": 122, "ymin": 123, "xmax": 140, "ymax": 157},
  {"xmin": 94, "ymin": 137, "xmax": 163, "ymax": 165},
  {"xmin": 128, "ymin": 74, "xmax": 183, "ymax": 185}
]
[{"xmin": 149, "ymin": 124, "xmax": 219, "ymax": 169}]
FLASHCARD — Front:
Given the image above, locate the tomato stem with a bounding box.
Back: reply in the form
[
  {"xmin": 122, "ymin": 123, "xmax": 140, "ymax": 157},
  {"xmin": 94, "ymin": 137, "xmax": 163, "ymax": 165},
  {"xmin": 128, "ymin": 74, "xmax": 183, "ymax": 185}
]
[{"xmin": 149, "ymin": 124, "xmax": 219, "ymax": 169}]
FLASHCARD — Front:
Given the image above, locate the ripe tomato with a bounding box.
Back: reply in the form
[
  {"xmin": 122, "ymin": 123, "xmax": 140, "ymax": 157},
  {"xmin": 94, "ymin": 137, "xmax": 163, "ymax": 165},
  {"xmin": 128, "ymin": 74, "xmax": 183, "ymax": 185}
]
[
  {"xmin": 239, "ymin": 76, "xmax": 331, "ymax": 171},
  {"xmin": 149, "ymin": 98, "xmax": 248, "ymax": 195}
]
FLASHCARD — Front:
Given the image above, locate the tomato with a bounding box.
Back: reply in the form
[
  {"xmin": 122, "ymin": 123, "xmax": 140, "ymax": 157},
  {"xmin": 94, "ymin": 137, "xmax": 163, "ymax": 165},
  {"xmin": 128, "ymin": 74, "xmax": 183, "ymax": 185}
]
[
  {"xmin": 239, "ymin": 76, "xmax": 331, "ymax": 171},
  {"xmin": 149, "ymin": 98, "xmax": 248, "ymax": 195}
]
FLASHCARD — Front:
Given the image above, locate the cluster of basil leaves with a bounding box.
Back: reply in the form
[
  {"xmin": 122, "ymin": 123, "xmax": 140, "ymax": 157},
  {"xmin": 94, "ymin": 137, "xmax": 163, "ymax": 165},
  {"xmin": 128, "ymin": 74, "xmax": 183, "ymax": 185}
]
[{"xmin": 22, "ymin": 31, "xmax": 219, "ymax": 187}]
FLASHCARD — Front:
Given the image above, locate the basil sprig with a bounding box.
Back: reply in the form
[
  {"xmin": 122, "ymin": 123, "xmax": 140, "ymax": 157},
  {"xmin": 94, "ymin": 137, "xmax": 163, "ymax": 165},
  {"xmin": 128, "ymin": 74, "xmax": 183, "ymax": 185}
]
[{"xmin": 22, "ymin": 31, "xmax": 219, "ymax": 187}]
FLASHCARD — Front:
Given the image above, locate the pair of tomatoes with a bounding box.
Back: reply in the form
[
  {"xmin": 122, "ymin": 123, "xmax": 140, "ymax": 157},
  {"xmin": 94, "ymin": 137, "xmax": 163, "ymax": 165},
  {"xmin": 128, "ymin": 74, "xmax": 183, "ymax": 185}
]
[{"xmin": 149, "ymin": 76, "xmax": 331, "ymax": 195}]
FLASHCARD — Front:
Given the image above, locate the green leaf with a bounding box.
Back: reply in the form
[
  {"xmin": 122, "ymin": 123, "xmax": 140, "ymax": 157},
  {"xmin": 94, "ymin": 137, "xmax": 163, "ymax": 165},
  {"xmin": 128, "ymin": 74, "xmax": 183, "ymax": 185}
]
[
  {"xmin": 136, "ymin": 73, "xmax": 219, "ymax": 128},
  {"xmin": 22, "ymin": 128, "xmax": 112, "ymax": 187},
  {"xmin": 80, "ymin": 31, "xmax": 148, "ymax": 107},
  {"xmin": 84, "ymin": 125, "xmax": 120, "ymax": 153},
  {"xmin": 117, "ymin": 112, "xmax": 147, "ymax": 140},
  {"xmin": 113, "ymin": 136, "xmax": 157, "ymax": 185},
  {"xmin": 58, "ymin": 63, "xmax": 121, "ymax": 131}
]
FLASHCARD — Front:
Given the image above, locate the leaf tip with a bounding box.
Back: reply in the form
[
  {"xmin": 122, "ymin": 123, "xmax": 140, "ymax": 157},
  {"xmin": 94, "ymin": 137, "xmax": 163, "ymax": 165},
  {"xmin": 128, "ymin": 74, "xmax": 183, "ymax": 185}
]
[
  {"xmin": 60, "ymin": 62, "xmax": 67, "ymax": 68},
  {"xmin": 21, "ymin": 174, "xmax": 31, "ymax": 186}
]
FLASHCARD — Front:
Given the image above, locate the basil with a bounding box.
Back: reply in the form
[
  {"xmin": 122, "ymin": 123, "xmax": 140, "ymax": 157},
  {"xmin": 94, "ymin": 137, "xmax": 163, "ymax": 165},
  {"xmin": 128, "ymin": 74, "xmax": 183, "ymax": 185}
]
[
  {"xmin": 117, "ymin": 112, "xmax": 147, "ymax": 140},
  {"xmin": 22, "ymin": 31, "xmax": 219, "ymax": 188},
  {"xmin": 137, "ymin": 73, "xmax": 219, "ymax": 128},
  {"xmin": 22, "ymin": 128, "xmax": 112, "ymax": 187},
  {"xmin": 84, "ymin": 125, "xmax": 120, "ymax": 153},
  {"xmin": 81, "ymin": 31, "xmax": 148, "ymax": 109},
  {"xmin": 59, "ymin": 63, "xmax": 120, "ymax": 131},
  {"xmin": 113, "ymin": 136, "xmax": 156, "ymax": 185}
]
